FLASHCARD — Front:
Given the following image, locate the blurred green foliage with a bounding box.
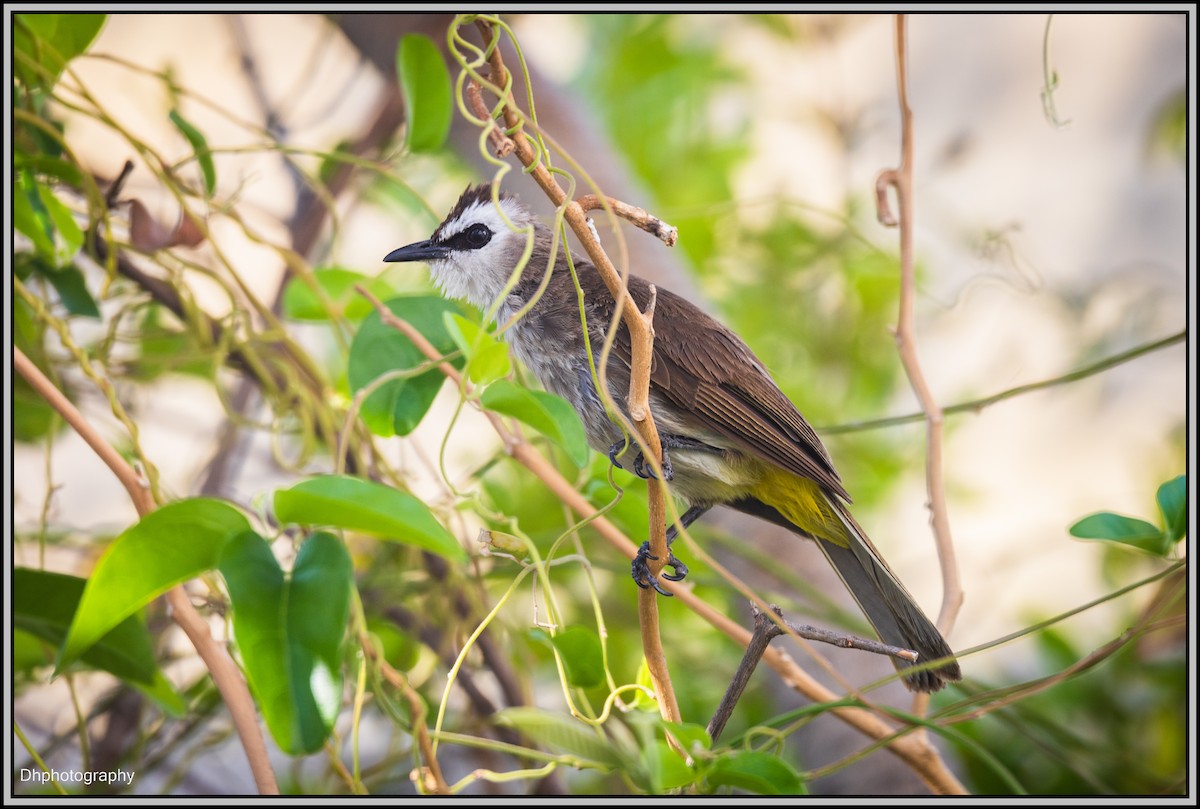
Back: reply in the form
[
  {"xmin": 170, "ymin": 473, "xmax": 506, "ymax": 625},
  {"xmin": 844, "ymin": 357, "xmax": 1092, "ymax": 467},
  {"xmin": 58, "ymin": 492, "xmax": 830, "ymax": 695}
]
[
  {"xmin": 573, "ymin": 14, "xmax": 906, "ymax": 505},
  {"xmin": 954, "ymin": 605, "xmax": 1185, "ymax": 795}
]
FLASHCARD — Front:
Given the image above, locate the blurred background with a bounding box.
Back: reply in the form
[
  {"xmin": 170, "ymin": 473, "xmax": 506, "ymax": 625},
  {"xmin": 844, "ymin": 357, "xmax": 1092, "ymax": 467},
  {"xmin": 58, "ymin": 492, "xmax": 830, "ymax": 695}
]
[{"xmin": 11, "ymin": 12, "xmax": 1189, "ymax": 796}]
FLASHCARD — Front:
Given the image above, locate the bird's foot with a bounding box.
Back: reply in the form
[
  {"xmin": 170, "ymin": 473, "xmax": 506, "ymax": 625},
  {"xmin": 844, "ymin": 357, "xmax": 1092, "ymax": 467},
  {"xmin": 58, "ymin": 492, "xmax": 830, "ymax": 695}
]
[
  {"xmin": 631, "ymin": 542, "xmax": 690, "ymax": 596},
  {"xmin": 606, "ymin": 440, "xmax": 674, "ymax": 481}
]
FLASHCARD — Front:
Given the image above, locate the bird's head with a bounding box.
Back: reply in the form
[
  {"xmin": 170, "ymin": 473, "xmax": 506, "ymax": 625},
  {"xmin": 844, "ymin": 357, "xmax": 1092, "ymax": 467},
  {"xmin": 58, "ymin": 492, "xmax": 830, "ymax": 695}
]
[{"xmin": 384, "ymin": 184, "xmax": 539, "ymax": 311}]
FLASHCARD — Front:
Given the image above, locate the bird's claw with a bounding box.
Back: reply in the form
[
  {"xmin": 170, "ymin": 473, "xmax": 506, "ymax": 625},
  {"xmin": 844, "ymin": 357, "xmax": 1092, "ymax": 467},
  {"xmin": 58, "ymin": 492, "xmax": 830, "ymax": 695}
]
[
  {"xmin": 607, "ymin": 439, "xmax": 675, "ymax": 482},
  {"xmin": 607, "ymin": 439, "xmax": 627, "ymax": 470},
  {"xmin": 631, "ymin": 542, "xmax": 689, "ymax": 596},
  {"xmin": 632, "ymin": 449, "xmax": 673, "ymax": 482}
]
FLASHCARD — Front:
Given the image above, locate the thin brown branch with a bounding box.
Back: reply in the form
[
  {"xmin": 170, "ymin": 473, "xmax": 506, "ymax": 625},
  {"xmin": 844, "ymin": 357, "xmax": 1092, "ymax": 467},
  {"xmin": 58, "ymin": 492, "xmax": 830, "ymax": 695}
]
[
  {"xmin": 13, "ymin": 347, "xmax": 279, "ymax": 795},
  {"xmin": 576, "ymin": 194, "xmax": 678, "ymax": 246},
  {"xmin": 360, "ymin": 629, "xmax": 449, "ymax": 794},
  {"xmin": 357, "ymin": 289, "xmax": 967, "ymax": 794},
  {"xmin": 709, "ymin": 604, "xmax": 921, "ymax": 746},
  {"xmin": 874, "ymin": 13, "xmax": 964, "ymax": 657},
  {"xmin": 785, "ymin": 621, "xmax": 920, "ymax": 663},
  {"xmin": 708, "ymin": 605, "xmax": 785, "ymax": 743},
  {"xmin": 465, "ymin": 79, "xmax": 515, "ymax": 157},
  {"xmin": 471, "ymin": 18, "xmax": 680, "ymax": 727}
]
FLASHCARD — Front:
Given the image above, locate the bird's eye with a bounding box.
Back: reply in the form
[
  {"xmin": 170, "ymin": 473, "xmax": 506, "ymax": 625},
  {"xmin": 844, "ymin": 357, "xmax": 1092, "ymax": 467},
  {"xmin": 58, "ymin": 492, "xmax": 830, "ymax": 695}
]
[{"xmin": 465, "ymin": 223, "xmax": 492, "ymax": 248}]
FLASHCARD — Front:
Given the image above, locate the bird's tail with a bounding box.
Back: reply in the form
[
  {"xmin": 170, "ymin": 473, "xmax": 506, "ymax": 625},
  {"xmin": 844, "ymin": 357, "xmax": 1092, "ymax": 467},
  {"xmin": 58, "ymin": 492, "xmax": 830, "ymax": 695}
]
[{"xmin": 730, "ymin": 487, "xmax": 961, "ymax": 693}]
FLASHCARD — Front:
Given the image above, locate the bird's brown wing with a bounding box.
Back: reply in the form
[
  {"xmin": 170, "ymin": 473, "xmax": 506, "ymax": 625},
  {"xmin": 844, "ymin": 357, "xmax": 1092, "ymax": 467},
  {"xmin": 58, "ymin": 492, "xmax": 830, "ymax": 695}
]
[{"xmin": 598, "ymin": 271, "xmax": 850, "ymax": 502}]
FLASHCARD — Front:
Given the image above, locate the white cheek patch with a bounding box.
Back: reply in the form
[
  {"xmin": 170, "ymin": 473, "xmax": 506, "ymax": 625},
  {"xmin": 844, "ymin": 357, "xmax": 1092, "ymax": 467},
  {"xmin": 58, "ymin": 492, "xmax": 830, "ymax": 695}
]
[{"xmin": 427, "ymin": 198, "xmax": 537, "ymax": 311}]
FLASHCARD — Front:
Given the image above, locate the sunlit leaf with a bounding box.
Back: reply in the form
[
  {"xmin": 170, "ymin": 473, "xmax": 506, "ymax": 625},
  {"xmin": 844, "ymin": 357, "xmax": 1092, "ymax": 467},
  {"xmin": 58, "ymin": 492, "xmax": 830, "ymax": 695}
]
[
  {"xmin": 661, "ymin": 720, "xmax": 712, "ymax": 755},
  {"xmin": 481, "ymin": 380, "xmax": 589, "ymax": 467},
  {"xmin": 36, "ymin": 182, "xmax": 84, "ymax": 260},
  {"xmin": 282, "ymin": 267, "xmax": 395, "ymax": 322},
  {"xmin": 15, "ymin": 14, "xmax": 106, "ymax": 88},
  {"xmin": 396, "ymin": 33, "xmax": 452, "ymax": 153},
  {"xmin": 58, "ymin": 499, "xmax": 251, "ymax": 670},
  {"xmin": 17, "ymin": 568, "xmax": 157, "ymax": 685},
  {"xmin": 273, "ymin": 474, "xmax": 466, "ymax": 563},
  {"xmin": 444, "ymin": 312, "xmax": 511, "ymax": 385}
]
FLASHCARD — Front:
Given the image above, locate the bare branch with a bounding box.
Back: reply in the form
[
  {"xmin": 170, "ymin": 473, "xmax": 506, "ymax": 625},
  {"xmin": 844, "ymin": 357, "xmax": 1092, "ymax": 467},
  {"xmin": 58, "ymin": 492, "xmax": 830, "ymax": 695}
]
[
  {"xmin": 874, "ymin": 12, "xmax": 965, "ymax": 660},
  {"xmin": 577, "ymin": 194, "xmax": 678, "ymax": 246}
]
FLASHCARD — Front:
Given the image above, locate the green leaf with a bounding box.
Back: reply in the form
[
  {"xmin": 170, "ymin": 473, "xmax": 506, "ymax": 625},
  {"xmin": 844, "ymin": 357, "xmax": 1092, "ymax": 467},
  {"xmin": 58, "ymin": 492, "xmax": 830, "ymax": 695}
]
[
  {"xmin": 481, "ymin": 380, "xmax": 589, "ymax": 467},
  {"xmin": 14, "ymin": 182, "xmax": 55, "ymax": 257},
  {"xmin": 15, "ymin": 14, "xmax": 106, "ymax": 88},
  {"xmin": 661, "ymin": 720, "xmax": 712, "ymax": 755},
  {"xmin": 14, "ymin": 568, "xmax": 185, "ymax": 715},
  {"xmin": 347, "ymin": 295, "xmax": 464, "ymax": 437},
  {"xmin": 396, "ymin": 33, "xmax": 452, "ymax": 153},
  {"xmin": 16, "ymin": 173, "xmax": 86, "ymax": 267},
  {"xmin": 45, "ymin": 263, "xmax": 101, "ymax": 318},
  {"xmin": 494, "ymin": 708, "xmax": 623, "ymax": 770},
  {"xmin": 644, "ymin": 739, "xmax": 696, "ymax": 791},
  {"xmin": 1156, "ymin": 475, "xmax": 1187, "ymax": 545},
  {"xmin": 58, "ymin": 499, "xmax": 251, "ymax": 670},
  {"xmin": 632, "ymin": 658, "xmax": 659, "ymax": 712},
  {"xmin": 273, "ymin": 474, "xmax": 466, "ymax": 563},
  {"xmin": 705, "ymin": 750, "xmax": 805, "ymax": 795},
  {"xmin": 37, "ymin": 183, "xmax": 84, "ymax": 259},
  {"xmin": 365, "ymin": 617, "xmax": 421, "ymax": 672},
  {"xmin": 169, "ymin": 109, "xmax": 216, "ymax": 197},
  {"xmin": 1069, "ymin": 512, "xmax": 1168, "ymax": 556},
  {"xmin": 14, "ymin": 152, "xmax": 86, "ymax": 189},
  {"xmin": 219, "ymin": 531, "xmax": 352, "ymax": 754},
  {"xmin": 529, "ymin": 626, "xmax": 605, "ymax": 689},
  {"xmin": 444, "ymin": 312, "xmax": 512, "ymax": 385},
  {"xmin": 16, "ymin": 568, "xmax": 157, "ymax": 685},
  {"xmin": 13, "ymin": 295, "xmax": 60, "ymax": 442},
  {"xmin": 282, "ymin": 267, "xmax": 395, "ymax": 322},
  {"xmin": 14, "ymin": 250, "xmax": 100, "ymax": 319},
  {"xmin": 13, "ymin": 628, "xmax": 52, "ymax": 675}
]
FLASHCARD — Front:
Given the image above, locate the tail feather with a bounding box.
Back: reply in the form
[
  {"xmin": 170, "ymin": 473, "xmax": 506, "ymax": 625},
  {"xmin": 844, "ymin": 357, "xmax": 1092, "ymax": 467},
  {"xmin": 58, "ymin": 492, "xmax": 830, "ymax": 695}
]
[{"xmin": 729, "ymin": 496, "xmax": 961, "ymax": 693}]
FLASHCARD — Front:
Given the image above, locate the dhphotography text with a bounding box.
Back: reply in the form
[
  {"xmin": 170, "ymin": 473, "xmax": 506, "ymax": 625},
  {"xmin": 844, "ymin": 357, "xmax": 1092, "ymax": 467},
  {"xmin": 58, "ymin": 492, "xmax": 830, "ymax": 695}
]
[{"xmin": 20, "ymin": 768, "xmax": 135, "ymax": 787}]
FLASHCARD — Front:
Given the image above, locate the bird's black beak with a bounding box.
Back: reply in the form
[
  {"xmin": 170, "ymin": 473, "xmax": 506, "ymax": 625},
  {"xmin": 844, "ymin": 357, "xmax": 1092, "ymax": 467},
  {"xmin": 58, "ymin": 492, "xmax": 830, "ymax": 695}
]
[{"xmin": 383, "ymin": 239, "xmax": 449, "ymax": 263}]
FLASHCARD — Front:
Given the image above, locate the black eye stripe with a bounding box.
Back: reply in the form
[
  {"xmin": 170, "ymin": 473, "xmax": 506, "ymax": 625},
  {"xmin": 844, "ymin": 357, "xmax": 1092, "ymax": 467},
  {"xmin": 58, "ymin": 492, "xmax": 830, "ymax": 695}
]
[{"xmin": 442, "ymin": 223, "xmax": 492, "ymax": 251}]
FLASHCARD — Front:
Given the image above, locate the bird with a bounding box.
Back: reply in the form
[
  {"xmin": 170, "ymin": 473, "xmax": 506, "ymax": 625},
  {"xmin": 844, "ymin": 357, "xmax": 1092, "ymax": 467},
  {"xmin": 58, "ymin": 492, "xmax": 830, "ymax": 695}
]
[{"xmin": 384, "ymin": 183, "xmax": 962, "ymax": 692}]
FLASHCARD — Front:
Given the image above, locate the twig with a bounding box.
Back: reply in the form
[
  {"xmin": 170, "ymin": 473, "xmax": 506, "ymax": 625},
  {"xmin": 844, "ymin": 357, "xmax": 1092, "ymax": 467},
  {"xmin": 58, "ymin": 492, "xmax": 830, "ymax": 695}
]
[
  {"xmin": 470, "ymin": 18, "xmax": 680, "ymax": 727},
  {"xmin": 785, "ymin": 621, "xmax": 920, "ymax": 663},
  {"xmin": 874, "ymin": 13, "xmax": 964, "ymax": 657},
  {"xmin": 359, "ymin": 629, "xmax": 449, "ymax": 794},
  {"xmin": 707, "ymin": 606, "xmax": 785, "ymax": 743},
  {"xmin": 13, "ymin": 348, "xmax": 279, "ymax": 795},
  {"xmin": 822, "ymin": 329, "xmax": 1187, "ymax": 434},
  {"xmin": 707, "ymin": 605, "xmax": 921, "ymax": 744},
  {"xmin": 356, "ymin": 289, "xmax": 967, "ymax": 794},
  {"xmin": 576, "ymin": 194, "xmax": 678, "ymax": 247},
  {"xmin": 465, "ymin": 79, "xmax": 515, "ymax": 157}
]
